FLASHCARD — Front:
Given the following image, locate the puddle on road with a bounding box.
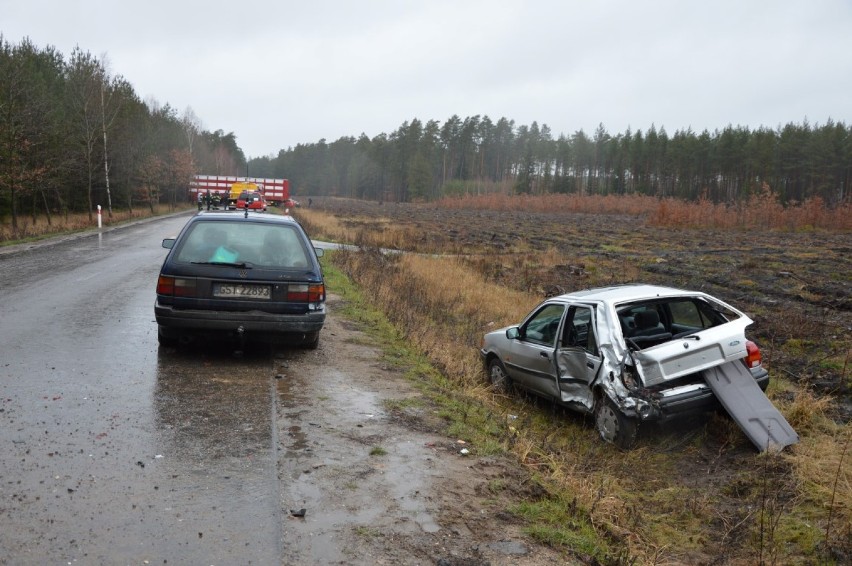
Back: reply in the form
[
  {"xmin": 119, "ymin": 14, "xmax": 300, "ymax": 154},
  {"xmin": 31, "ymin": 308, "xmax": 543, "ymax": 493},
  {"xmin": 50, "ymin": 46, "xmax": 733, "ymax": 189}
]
[{"xmin": 275, "ymin": 364, "xmax": 442, "ymax": 563}]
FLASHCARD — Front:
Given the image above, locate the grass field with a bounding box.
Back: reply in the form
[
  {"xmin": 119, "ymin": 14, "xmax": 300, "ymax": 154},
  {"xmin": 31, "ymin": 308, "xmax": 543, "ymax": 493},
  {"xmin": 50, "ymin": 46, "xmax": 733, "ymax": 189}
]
[{"xmin": 296, "ymin": 196, "xmax": 850, "ymax": 565}]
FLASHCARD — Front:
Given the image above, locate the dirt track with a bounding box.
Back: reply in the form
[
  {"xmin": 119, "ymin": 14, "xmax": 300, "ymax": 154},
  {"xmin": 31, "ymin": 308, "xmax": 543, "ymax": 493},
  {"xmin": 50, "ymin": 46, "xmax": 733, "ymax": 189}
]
[{"xmin": 278, "ymin": 294, "xmax": 568, "ymax": 565}]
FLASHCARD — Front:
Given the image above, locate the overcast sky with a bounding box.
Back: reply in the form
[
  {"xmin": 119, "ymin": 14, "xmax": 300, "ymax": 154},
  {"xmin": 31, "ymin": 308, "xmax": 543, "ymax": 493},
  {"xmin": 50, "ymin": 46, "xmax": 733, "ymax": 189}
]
[{"xmin": 3, "ymin": 0, "xmax": 851, "ymax": 158}]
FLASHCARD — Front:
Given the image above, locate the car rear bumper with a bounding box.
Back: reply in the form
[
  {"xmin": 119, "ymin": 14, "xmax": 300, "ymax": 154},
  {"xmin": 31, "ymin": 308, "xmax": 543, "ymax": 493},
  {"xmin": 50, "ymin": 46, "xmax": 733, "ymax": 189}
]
[
  {"xmin": 635, "ymin": 365, "xmax": 769, "ymax": 421},
  {"xmin": 155, "ymin": 300, "xmax": 326, "ymax": 335}
]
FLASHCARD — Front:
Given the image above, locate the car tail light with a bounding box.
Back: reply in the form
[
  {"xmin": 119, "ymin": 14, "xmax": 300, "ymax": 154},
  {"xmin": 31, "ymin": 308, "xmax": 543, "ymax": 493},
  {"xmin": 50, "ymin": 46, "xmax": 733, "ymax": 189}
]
[
  {"xmin": 157, "ymin": 276, "xmax": 197, "ymax": 297},
  {"xmin": 745, "ymin": 340, "xmax": 762, "ymax": 368},
  {"xmin": 287, "ymin": 283, "xmax": 325, "ymax": 302},
  {"xmin": 157, "ymin": 276, "xmax": 174, "ymax": 295}
]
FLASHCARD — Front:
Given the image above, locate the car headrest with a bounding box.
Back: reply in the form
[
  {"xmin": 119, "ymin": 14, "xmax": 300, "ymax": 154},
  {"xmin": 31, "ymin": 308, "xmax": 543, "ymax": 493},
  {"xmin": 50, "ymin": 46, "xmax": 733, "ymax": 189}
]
[{"xmin": 634, "ymin": 310, "xmax": 660, "ymax": 329}]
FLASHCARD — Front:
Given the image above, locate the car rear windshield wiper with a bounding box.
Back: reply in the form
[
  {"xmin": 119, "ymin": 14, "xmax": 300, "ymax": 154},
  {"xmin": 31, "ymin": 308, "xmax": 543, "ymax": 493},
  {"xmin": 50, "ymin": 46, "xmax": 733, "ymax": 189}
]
[{"xmin": 191, "ymin": 261, "xmax": 253, "ymax": 268}]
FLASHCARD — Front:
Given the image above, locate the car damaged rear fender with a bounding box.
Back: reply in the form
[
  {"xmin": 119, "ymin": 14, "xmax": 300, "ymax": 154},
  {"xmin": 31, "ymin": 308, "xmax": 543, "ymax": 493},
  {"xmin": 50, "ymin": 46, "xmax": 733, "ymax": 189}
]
[
  {"xmin": 585, "ymin": 349, "xmax": 660, "ymax": 421},
  {"xmin": 592, "ymin": 375, "xmax": 661, "ymax": 421}
]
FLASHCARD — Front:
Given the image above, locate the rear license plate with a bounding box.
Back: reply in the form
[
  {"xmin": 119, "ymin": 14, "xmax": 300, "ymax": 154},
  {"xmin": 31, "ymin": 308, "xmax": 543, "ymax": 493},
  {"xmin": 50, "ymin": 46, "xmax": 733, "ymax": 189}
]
[{"xmin": 213, "ymin": 283, "xmax": 271, "ymax": 299}]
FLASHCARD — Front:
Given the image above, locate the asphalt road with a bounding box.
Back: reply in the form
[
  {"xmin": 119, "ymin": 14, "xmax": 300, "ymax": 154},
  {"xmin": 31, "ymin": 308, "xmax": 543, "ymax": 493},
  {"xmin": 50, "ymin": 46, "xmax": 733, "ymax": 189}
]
[{"xmin": 0, "ymin": 213, "xmax": 286, "ymax": 564}]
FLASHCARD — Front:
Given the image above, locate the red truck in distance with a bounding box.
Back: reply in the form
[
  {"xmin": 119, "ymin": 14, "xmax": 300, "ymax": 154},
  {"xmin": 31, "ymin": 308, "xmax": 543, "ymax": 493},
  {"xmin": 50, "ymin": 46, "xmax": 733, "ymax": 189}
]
[{"xmin": 189, "ymin": 175, "xmax": 292, "ymax": 209}]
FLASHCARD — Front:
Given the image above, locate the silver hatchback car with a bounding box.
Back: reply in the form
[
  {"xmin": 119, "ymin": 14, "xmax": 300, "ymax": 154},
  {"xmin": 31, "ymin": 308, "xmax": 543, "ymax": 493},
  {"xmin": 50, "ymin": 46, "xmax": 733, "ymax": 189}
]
[{"xmin": 480, "ymin": 284, "xmax": 797, "ymax": 450}]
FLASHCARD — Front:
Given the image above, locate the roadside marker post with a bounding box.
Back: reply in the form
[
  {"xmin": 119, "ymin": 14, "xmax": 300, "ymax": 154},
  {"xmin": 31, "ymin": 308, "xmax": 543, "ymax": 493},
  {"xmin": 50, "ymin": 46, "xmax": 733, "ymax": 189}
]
[{"xmin": 97, "ymin": 205, "xmax": 102, "ymax": 229}]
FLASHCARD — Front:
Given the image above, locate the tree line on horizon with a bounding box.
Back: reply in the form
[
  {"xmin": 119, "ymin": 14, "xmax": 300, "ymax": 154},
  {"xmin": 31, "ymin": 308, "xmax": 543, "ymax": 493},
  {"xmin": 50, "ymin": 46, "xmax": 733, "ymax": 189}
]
[
  {"xmin": 0, "ymin": 37, "xmax": 247, "ymax": 230},
  {"xmin": 3, "ymin": 37, "xmax": 850, "ymax": 232},
  {"xmin": 249, "ymin": 115, "xmax": 851, "ymax": 207}
]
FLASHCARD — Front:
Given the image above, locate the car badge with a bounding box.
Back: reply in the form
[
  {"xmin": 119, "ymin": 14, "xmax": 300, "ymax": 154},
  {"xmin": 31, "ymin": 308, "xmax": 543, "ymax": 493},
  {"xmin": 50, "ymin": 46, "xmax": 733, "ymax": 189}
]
[
  {"xmin": 239, "ymin": 269, "xmax": 248, "ymax": 279},
  {"xmin": 683, "ymin": 343, "xmax": 689, "ymax": 349},
  {"xmin": 729, "ymin": 340, "xmax": 740, "ymax": 347}
]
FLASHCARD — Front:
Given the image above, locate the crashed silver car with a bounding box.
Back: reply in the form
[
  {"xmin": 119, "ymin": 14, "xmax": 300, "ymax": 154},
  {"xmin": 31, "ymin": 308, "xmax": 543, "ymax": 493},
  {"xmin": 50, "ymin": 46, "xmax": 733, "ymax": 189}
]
[{"xmin": 480, "ymin": 284, "xmax": 798, "ymax": 450}]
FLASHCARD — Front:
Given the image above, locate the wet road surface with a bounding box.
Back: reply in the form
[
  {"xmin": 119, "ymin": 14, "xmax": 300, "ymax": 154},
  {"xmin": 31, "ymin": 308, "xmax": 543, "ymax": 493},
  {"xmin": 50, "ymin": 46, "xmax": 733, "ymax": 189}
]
[
  {"xmin": 0, "ymin": 214, "xmax": 284, "ymax": 564},
  {"xmin": 0, "ymin": 214, "xmax": 569, "ymax": 566}
]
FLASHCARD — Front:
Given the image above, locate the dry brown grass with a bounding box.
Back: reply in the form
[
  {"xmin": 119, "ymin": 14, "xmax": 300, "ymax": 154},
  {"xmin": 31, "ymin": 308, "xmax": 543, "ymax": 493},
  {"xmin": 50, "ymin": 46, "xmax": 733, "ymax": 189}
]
[
  {"xmin": 438, "ymin": 192, "xmax": 662, "ymax": 216},
  {"xmin": 436, "ymin": 188, "xmax": 852, "ymax": 231},
  {"xmin": 0, "ymin": 204, "xmax": 193, "ymax": 243},
  {"xmin": 295, "ymin": 208, "xmax": 426, "ymax": 251},
  {"xmin": 314, "ymin": 203, "xmax": 852, "ymax": 564}
]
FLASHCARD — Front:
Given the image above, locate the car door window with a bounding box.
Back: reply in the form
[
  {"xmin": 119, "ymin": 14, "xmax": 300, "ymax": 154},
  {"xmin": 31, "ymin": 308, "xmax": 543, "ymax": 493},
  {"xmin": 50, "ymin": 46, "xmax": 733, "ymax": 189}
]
[
  {"xmin": 521, "ymin": 304, "xmax": 565, "ymax": 347},
  {"xmin": 561, "ymin": 306, "xmax": 598, "ymax": 356}
]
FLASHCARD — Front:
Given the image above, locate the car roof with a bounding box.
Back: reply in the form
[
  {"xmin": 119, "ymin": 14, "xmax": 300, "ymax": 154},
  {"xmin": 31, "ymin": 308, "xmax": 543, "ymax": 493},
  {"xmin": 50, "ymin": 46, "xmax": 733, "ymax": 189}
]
[
  {"xmin": 191, "ymin": 211, "xmax": 296, "ymax": 225},
  {"xmin": 555, "ymin": 283, "xmax": 703, "ymax": 304}
]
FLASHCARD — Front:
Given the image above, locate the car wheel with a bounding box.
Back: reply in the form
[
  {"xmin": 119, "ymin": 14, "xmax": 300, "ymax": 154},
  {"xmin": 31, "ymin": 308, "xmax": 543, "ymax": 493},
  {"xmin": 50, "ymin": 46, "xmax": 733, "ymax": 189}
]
[
  {"xmin": 157, "ymin": 326, "xmax": 178, "ymax": 347},
  {"xmin": 302, "ymin": 331, "xmax": 320, "ymax": 350},
  {"xmin": 487, "ymin": 358, "xmax": 512, "ymax": 392},
  {"xmin": 594, "ymin": 396, "xmax": 638, "ymax": 449}
]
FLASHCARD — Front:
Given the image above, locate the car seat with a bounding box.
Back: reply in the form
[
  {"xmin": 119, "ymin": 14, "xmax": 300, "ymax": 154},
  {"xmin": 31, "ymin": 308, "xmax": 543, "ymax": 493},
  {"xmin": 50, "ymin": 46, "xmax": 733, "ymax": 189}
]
[
  {"xmin": 633, "ymin": 310, "xmax": 665, "ymax": 336},
  {"xmin": 629, "ymin": 309, "xmax": 672, "ymax": 348}
]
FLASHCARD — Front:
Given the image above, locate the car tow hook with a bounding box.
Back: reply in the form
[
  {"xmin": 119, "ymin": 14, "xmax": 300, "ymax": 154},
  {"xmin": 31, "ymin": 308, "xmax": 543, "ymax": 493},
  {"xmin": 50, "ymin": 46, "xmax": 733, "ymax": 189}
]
[{"xmin": 236, "ymin": 325, "xmax": 246, "ymax": 352}]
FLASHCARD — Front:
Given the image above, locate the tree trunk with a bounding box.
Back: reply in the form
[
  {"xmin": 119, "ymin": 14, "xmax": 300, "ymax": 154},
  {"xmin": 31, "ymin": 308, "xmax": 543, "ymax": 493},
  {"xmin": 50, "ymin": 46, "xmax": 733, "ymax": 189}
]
[
  {"xmin": 101, "ymin": 85, "xmax": 113, "ymax": 218},
  {"xmin": 41, "ymin": 189, "xmax": 52, "ymax": 226}
]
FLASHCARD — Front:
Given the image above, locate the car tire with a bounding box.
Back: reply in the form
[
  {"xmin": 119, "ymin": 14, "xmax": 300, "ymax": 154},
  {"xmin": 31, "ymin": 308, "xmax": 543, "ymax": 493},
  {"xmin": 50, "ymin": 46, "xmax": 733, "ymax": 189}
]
[
  {"xmin": 594, "ymin": 396, "xmax": 638, "ymax": 449},
  {"xmin": 303, "ymin": 331, "xmax": 320, "ymax": 350},
  {"xmin": 487, "ymin": 358, "xmax": 512, "ymax": 392},
  {"xmin": 157, "ymin": 326, "xmax": 179, "ymax": 347}
]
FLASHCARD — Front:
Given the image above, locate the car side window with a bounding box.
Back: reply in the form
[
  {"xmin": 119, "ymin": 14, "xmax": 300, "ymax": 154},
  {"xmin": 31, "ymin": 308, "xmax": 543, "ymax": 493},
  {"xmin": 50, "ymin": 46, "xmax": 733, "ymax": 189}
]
[
  {"xmin": 561, "ymin": 306, "xmax": 598, "ymax": 357},
  {"xmin": 669, "ymin": 300, "xmax": 704, "ymax": 328},
  {"xmin": 668, "ymin": 299, "xmax": 723, "ymax": 334},
  {"xmin": 521, "ymin": 304, "xmax": 565, "ymax": 347}
]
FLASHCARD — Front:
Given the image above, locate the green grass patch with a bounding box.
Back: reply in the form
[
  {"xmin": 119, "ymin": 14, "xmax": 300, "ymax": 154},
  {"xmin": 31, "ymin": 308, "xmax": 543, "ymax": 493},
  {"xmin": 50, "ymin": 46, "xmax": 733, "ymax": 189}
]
[
  {"xmin": 383, "ymin": 397, "xmax": 426, "ymax": 412},
  {"xmin": 511, "ymin": 498, "xmax": 612, "ymax": 561},
  {"xmin": 354, "ymin": 525, "xmax": 382, "ymax": 538}
]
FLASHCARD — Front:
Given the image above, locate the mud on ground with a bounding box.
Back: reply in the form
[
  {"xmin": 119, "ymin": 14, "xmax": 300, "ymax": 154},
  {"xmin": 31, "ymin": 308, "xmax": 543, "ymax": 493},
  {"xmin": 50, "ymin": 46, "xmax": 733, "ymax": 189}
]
[{"xmin": 276, "ymin": 295, "xmax": 570, "ymax": 565}]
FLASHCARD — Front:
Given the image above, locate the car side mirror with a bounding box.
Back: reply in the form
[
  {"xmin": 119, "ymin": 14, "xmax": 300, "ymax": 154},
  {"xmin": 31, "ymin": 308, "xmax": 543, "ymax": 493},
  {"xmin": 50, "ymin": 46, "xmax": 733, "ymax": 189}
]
[
  {"xmin": 506, "ymin": 327, "xmax": 520, "ymax": 340},
  {"xmin": 314, "ymin": 247, "xmax": 325, "ymax": 258},
  {"xmin": 162, "ymin": 238, "xmax": 175, "ymax": 249}
]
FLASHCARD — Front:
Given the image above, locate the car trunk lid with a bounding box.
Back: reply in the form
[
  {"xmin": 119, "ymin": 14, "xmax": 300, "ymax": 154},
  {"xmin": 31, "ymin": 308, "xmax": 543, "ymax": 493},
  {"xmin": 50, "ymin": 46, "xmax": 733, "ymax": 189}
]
[{"xmin": 632, "ymin": 317, "xmax": 751, "ymax": 386}]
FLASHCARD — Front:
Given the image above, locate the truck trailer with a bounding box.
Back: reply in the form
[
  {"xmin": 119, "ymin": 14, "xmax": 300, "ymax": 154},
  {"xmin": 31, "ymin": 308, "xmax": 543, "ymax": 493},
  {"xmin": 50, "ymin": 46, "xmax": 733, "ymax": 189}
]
[{"xmin": 189, "ymin": 175, "xmax": 291, "ymax": 208}]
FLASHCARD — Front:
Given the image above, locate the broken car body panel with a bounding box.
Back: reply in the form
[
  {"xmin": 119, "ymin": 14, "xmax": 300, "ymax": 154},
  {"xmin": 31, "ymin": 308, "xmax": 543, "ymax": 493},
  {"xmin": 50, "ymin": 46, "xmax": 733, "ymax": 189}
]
[{"xmin": 704, "ymin": 361, "xmax": 799, "ymax": 451}]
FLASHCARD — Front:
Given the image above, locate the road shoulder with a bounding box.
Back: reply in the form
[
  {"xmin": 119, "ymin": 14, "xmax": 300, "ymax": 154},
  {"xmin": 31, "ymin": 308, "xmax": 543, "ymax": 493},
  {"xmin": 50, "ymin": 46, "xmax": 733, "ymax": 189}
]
[{"xmin": 274, "ymin": 294, "xmax": 569, "ymax": 565}]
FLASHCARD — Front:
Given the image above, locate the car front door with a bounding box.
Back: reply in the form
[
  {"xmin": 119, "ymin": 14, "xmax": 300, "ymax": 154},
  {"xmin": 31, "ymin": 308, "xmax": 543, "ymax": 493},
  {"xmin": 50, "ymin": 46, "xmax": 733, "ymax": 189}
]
[
  {"xmin": 554, "ymin": 305, "xmax": 600, "ymax": 412},
  {"xmin": 503, "ymin": 303, "xmax": 565, "ymax": 397}
]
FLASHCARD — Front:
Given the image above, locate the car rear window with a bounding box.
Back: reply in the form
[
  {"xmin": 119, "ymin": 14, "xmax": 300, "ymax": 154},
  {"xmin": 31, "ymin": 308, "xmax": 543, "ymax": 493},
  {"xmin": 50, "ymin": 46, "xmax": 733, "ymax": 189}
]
[
  {"xmin": 174, "ymin": 221, "xmax": 310, "ymax": 268},
  {"xmin": 617, "ymin": 297, "xmax": 739, "ymax": 338}
]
